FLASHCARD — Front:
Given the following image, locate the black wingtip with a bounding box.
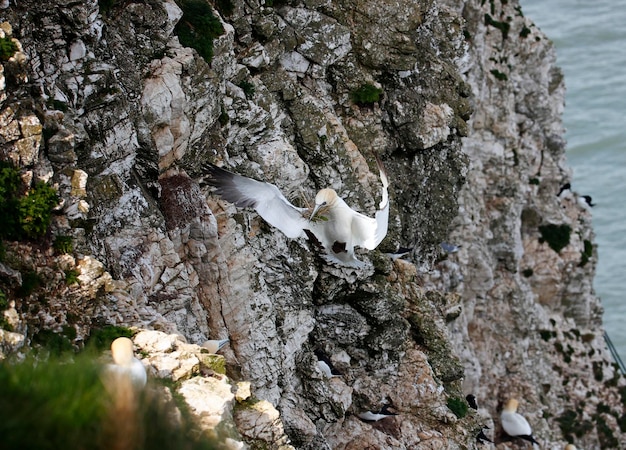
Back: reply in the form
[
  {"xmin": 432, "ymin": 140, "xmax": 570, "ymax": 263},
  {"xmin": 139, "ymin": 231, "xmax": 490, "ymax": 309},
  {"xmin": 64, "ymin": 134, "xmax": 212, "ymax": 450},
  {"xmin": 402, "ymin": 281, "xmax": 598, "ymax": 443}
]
[{"xmin": 202, "ymin": 163, "xmax": 258, "ymax": 209}]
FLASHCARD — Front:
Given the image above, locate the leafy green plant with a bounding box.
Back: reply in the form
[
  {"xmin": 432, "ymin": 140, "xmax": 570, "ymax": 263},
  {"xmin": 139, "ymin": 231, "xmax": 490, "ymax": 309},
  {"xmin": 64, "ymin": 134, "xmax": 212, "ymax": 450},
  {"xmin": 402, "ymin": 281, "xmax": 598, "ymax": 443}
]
[
  {"xmin": 0, "ymin": 36, "xmax": 18, "ymax": 61},
  {"xmin": 54, "ymin": 235, "xmax": 74, "ymax": 254},
  {"xmin": 0, "ymin": 162, "xmax": 58, "ymax": 241},
  {"xmin": 538, "ymin": 223, "xmax": 572, "ymax": 253},
  {"xmin": 18, "ymin": 181, "xmax": 58, "ymax": 239},
  {"xmin": 446, "ymin": 396, "xmax": 468, "ymax": 418},
  {"xmin": 17, "ymin": 271, "xmax": 42, "ymax": 298},
  {"xmin": 237, "ymin": 80, "xmax": 255, "ymax": 99},
  {"xmin": 215, "ymin": 0, "xmax": 234, "ymax": 16},
  {"xmin": 86, "ymin": 325, "xmax": 134, "ymax": 351},
  {"xmin": 0, "ymin": 162, "xmax": 22, "ymax": 239},
  {"xmin": 174, "ymin": 0, "xmax": 225, "ymax": 63},
  {"xmin": 350, "ymin": 83, "xmax": 383, "ymax": 105},
  {"xmin": 65, "ymin": 269, "xmax": 80, "ymax": 285}
]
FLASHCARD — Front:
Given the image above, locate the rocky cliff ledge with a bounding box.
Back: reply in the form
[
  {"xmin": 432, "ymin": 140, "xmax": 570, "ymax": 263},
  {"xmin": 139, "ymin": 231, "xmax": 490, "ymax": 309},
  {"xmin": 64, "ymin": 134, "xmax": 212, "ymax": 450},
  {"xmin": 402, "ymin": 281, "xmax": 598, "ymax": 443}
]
[{"xmin": 0, "ymin": 0, "xmax": 624, "ymax": 449}]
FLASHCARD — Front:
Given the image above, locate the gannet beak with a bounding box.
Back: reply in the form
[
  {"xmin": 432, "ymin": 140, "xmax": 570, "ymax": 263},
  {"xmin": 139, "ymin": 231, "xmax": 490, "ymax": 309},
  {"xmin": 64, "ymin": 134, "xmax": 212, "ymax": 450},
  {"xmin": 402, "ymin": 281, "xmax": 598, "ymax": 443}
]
[{"xmin": 310, "ymin": 204, "xmax": 321, "ymax": 222}]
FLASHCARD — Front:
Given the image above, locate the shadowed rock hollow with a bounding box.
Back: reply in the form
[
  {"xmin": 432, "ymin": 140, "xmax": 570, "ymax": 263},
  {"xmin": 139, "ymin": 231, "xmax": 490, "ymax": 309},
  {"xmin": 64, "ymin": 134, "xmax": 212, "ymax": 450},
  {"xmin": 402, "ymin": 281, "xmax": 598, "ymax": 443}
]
[{"xmin": 0, "ymin": 0, "xmax": 624, "ymax": 449}]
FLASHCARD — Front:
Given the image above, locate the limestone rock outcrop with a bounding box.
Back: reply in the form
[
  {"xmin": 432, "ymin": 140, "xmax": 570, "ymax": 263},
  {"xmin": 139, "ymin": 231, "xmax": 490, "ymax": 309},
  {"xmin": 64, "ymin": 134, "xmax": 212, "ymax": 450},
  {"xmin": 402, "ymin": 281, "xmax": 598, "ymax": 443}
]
[{"xmin": 0, "ymin": 0, "xmax": 623, "ymax": 449}]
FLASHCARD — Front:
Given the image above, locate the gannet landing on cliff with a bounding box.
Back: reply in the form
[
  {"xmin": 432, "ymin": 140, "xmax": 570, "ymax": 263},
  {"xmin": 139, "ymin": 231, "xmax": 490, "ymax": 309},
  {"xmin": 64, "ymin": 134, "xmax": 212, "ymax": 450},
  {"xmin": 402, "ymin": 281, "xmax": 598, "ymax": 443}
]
[
  {"xmin": 203, "ymin": 158, "xmax": 389, "ymax": 268},
  {"xmin": 108, "ymin": 337, "xmax": 147, "ymax": 390},
  {"xmin": 501, "ymin": 398, "xmax": 539, "ymax": 446}
]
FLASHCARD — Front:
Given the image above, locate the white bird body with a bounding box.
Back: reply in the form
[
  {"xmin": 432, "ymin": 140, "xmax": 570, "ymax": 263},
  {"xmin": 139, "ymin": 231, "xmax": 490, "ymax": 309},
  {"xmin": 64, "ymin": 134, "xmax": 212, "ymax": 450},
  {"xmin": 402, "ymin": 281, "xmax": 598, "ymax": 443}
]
[
  {"xmin": 201, "ymin": 338, "xmax": 230, "ymax": 354},
  {"xmin": 204, "ymin": 158, "xmax": 389, "ymax": 268},
  {"xmin": 501, "ymin": 398, "xmax": 539, "ymax": 445},
  {"xmin": 108, "ymin": 337, "xmax": 147, "ymax": 390}
]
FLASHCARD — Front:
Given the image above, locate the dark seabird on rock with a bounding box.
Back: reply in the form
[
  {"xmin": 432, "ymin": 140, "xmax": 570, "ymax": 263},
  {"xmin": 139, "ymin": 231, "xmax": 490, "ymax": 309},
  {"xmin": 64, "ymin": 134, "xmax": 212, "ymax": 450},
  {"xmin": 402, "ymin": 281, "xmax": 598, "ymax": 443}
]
[
  {"xmin": 357, "ymin": 405, "xmax": 398, "ymax": 422},
  {"xmin": 466, "ymin": 394, "xmax": 478, "ymax": 410},
  {"xmin": 314, "ymin": 349, "xmax": 341, "ymax": 378},
  {"xmin": 476, "ymin": 428, "xmax": 493, "ymax": 444},
  {"xmin": 579, "ymin": 195, "xmax": 595, "ymax": 208},
  {"xmin": 385, "ymin": 246, "xmax": 413, "ymax": 260},
  {"xmin": 203, "ymin": 157, "xmax": 389, "ymax": 268},
  {"xmin": 557, "ymin": 182, "xmax": 571, "ymax": 197},
  {"xmin": 440, "ymin": 242, "xmax": 461, "ymax": 253}
]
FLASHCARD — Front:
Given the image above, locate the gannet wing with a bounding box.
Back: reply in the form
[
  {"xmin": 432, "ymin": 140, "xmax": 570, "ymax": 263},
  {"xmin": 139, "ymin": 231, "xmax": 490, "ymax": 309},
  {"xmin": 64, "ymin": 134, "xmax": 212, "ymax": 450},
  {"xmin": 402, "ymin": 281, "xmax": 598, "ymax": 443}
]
[
  {"xmin": 351, "ymin": 206, "xmax": 388, "ymax": 250},
  {"xmin": 351, "ymin": 157, "xmax": 389, "ymax": 250},
  {"xmin": 204, "ymin": 164, "xmax": 308, "ymax": 239}
]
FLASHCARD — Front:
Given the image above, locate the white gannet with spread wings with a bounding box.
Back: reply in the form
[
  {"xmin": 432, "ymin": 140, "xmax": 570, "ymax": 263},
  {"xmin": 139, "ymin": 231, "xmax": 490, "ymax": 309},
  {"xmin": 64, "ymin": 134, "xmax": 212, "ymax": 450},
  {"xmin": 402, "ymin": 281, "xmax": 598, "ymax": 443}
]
[{"xmin": 203, "ymin": 158, "xmax": 389, "ymax": 268}]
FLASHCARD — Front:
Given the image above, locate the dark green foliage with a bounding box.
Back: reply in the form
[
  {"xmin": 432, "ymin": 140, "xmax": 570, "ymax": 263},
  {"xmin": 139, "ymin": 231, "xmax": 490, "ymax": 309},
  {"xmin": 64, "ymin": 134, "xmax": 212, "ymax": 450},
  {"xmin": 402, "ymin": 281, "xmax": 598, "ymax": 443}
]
[
  {"xmin": 0, "ymin": 36, "xmax": 18, "ymax": 61},
  {"xmin": 65, "ymin": 269, "xmax": 80, "ymax": 285},
  {"xmin": 557, "ymin": 409, "xmax": 594, "ymax": 441},
  {"xmin": 520, "ymin": 25, "xmax": 531, "ymax": 38},
  {"xmin": 579, "ymin": 239, "xmax": 593, "ymax": 267},
  {"xmin": 447, "ymin": 396, "xmax": 468, "ymax": 418},
  {"xmin": 0, "ymin": 290, "xmax": 7, "ymax": 310},
  {"xmin": 18, "ymin": 181, "xmax": 58, "ymax": 239},
  {"xmin": 218, "ymin": 108, "xmax": 229, "ymax": 126},
  {"xmin": 484, "ymin": 14, "xmax": 510, "ymax": 39},
  {"xmin": 0, "ymin": 289, "xmax": 11, "ymax": 331},
  {"xmin": 539, "ymin": 329, "xmax": 555, "ymax": 341},
  {"xmin": 53, "ymin": 235, "xmax": 73, "ymax": 254},
  {"xmin": 529, "ymin": 177, "xmax": 540, "ymax": 185},
  {"xmin": 98, "ymin": 0, "xmax": 119, "ymax": 15},
  {"xmin": 17, "ymin": 271, "xmax": 42, "ymax": 298},
  {"xmin": 522, "ymin": 268, "xmax": 533, "ymax": 277},
  {"xmin": 538, "ymin": 223, "xmax": 571, "ymax": 253},
  {"xmin": 33, "ymin": 329, "xmax": 75, "ymax": 356},
  {"xmin": 0, "ymin": 161, "xmax": 22, "ymax": 239},
  {"xmin": 174, "ymin": 0, "xmax": 225, "ymax": 63},
  {"xmin": 350, "ymin": 84, "xmax": 383, "ymax": 105},
  {"xmin": 215, "ymin": 0, "xmax": 234, "ymax": 16},
  {"xmin": 0, "ymin": 162, "xmax": 58, "ymax": 241},
  {"xmin": 490, "ymin": 69, "xmax": 508, "ymax": 81},
  {"xmin": 87, "ymin": 325, "xmax": 134, "ymax": 351},
  {"xmin": 237, "ymin": 80, "xmax": 255, "ymax": 99}
]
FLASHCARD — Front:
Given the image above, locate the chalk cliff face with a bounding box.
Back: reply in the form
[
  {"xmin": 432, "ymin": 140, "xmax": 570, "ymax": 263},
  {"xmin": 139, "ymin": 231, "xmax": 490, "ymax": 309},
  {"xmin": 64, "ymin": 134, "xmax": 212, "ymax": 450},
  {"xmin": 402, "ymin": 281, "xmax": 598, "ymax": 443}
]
[{"xmin": 0, "ymin": 0, "xmax": 624, "ymax": 449}]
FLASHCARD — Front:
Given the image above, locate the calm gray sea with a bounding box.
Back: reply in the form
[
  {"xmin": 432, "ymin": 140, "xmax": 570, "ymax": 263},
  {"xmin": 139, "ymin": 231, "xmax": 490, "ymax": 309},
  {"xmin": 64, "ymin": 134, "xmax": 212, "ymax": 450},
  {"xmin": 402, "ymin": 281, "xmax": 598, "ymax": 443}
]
[{"xmin": 521, "ymin": 0, "xmax": 626, "ymax": 358}]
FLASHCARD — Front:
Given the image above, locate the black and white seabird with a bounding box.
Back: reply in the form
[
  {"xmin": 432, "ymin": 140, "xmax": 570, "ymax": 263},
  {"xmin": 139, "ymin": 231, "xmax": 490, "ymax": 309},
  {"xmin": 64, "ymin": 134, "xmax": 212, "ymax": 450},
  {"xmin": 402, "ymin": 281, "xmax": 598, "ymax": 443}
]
[
  {"xmin": 314, "ymin": 349, "xmax": 342, "ymax": 378},
  {"xmin": 357, "ymin": 405, "xmax": 397, "ymax": 422}
]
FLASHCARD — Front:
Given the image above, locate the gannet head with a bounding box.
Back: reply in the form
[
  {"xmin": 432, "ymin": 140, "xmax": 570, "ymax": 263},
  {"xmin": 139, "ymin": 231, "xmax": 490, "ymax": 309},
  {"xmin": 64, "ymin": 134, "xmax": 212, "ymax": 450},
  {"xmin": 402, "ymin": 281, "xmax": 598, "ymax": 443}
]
[
  {"xmin": 310, "ymin": 189, "xmax": 338, "ymax": 221},
  {"xmin": 111, "ymin": 337, "xmax": 135, "ymax": 366},
  {"xmin": 503, "ymin": 398, "xmax": 519, "ymax": 413}
]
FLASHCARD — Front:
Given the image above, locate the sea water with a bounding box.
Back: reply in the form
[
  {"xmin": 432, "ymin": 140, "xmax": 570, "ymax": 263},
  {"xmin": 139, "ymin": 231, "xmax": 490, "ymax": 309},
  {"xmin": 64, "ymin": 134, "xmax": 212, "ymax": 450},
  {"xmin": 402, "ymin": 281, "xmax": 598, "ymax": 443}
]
[{"xmin": 520, "ymin": 0, "xmax": 626, "ymax": 359}]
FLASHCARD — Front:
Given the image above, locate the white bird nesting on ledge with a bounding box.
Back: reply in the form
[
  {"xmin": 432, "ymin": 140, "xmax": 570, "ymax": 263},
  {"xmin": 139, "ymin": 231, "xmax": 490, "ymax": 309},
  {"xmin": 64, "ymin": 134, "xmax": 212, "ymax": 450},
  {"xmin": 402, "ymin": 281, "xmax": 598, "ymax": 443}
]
[{"xmin": 203, "ymin": 157, "xmax": 389, "ymax": 268}]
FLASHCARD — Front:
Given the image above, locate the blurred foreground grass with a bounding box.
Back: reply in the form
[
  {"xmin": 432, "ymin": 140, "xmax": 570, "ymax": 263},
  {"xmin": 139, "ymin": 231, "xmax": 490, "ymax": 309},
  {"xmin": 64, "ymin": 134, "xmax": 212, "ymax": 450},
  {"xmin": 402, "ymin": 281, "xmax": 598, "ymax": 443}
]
[{"xmin": 0, "ymin": 352, "xmax": 218, "ymax": 450}]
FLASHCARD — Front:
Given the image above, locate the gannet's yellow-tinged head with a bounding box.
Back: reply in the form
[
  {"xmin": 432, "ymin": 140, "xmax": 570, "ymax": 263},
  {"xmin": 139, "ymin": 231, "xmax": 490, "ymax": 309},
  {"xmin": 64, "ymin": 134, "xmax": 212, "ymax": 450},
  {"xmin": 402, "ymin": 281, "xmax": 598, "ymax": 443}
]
[
  {"xmin": 111, "ymin": 337, "xmax": 135, "ymax": 366},
  {"xmin": 564, "ymin": 445, "xmax": 577, "ymax": 450},
  {"xmin": 503, "ymin": 398, "xmax": 519, "ymax": 413},
  {"xmin": 310, "ymin": 189, "xmax": 338, "ymax": 221}
]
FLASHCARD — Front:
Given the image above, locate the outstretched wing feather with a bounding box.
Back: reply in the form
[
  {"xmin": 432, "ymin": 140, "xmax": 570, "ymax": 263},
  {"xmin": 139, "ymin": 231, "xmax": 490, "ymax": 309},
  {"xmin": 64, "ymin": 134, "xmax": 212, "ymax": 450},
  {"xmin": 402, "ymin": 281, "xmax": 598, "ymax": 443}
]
[{"xmin": 204, "ymin": 164, "xmax": 308, "ymax": 239}]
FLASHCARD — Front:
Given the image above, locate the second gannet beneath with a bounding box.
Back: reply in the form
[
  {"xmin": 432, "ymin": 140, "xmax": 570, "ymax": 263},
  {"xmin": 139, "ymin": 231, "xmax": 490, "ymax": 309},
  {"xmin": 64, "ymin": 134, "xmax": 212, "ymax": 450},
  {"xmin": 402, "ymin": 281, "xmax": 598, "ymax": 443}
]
[{"xmin": 203, "ymin": 157, "xmax": 389, "ymax": 268}]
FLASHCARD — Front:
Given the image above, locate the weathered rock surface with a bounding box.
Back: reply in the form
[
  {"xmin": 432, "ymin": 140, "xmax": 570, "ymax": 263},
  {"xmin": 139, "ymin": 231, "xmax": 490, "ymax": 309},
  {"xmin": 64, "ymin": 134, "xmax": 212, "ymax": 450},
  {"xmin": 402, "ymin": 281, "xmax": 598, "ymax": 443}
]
[{"xmin": 0, "ymin": 0, "xmax": 624, "ymax": 449}]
